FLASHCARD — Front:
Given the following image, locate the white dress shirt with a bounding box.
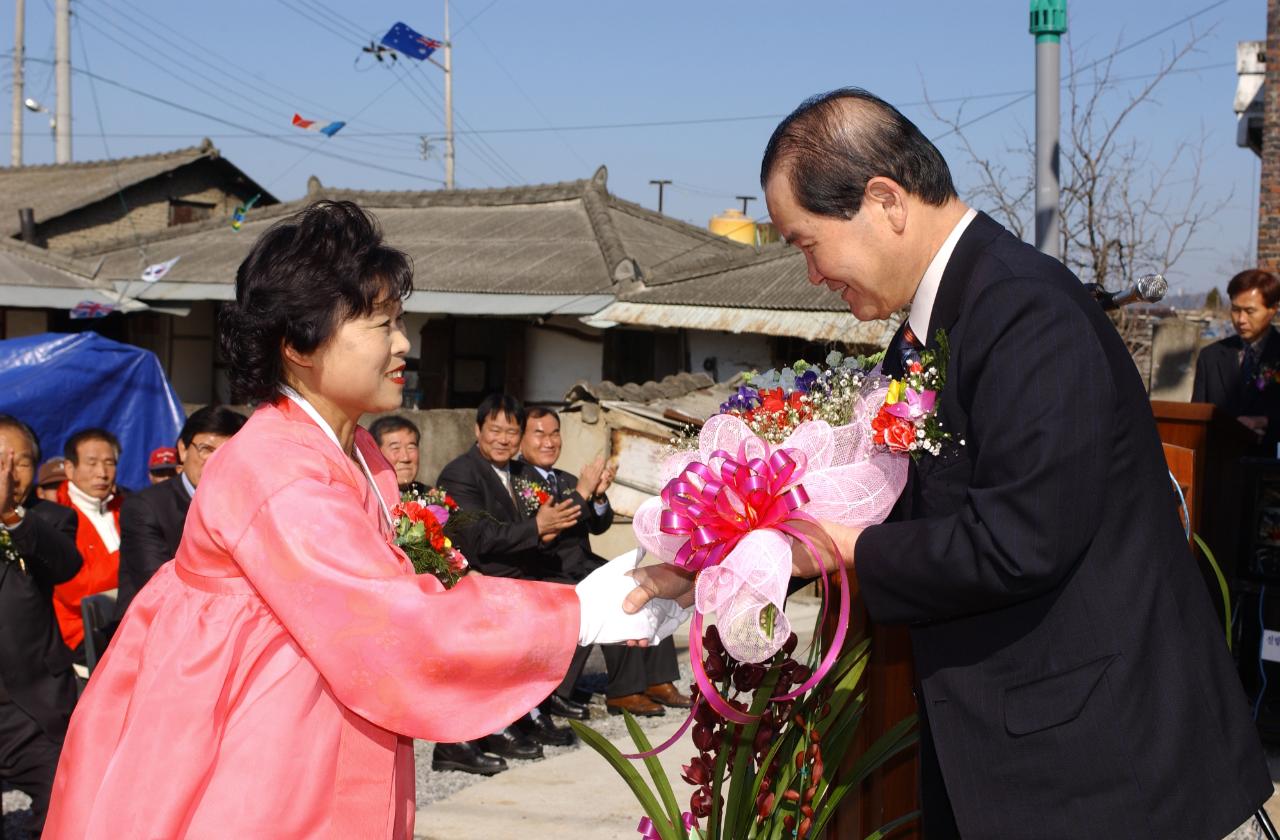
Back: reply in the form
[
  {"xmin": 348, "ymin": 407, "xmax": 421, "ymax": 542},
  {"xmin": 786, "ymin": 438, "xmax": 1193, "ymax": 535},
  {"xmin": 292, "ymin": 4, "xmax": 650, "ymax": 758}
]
[
  {"xmin": 67, "ymin": 480, "xmax": 121, "ymax": 553},
  {"xmin": 908, "ymin": 207, "xmax": 978, "ymax": 341}
]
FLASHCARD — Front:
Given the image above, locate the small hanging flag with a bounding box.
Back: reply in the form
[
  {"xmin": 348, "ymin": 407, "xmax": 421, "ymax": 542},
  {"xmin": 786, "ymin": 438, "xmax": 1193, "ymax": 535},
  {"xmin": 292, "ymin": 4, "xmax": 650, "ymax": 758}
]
[
  {"xmin": 70, "ymin": 301, "xmax": 116, "ymax": 319},
  {"xmin": 380, "ymin": 22, "xmax": 442, "ymax": 60},
  {"xmin": 231, "ymin": 194, "xmax": 261, "ymax": 231},
  {"xmin": 292, "ymin": 113, "xmax": 346, "ymax": 137},
  {"xmin": 141, "ymin": 256, "xmax": 181, "ymax": 283}
]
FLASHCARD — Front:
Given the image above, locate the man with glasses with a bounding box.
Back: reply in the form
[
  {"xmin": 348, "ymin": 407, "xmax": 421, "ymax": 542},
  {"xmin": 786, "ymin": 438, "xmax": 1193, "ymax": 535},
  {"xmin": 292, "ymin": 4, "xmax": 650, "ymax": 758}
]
[{"xmin": 115, "ymin": 407, "xmax": 246, "ymax": 621}]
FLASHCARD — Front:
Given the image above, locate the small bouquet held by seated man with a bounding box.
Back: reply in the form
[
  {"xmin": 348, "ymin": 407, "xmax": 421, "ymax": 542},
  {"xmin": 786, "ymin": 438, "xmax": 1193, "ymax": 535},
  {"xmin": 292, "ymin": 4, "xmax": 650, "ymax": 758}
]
[
  {"xmin": 391, "ymin": 486, "xmax": 469, "ymax": 589},
  {"xmin": 572, "ymin": 344, "xmax": 949, "ymax": 840}
]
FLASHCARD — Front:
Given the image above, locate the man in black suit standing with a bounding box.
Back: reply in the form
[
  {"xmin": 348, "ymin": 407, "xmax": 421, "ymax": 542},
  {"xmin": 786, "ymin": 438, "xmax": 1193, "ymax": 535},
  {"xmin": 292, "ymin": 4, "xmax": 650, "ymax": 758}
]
[
  {"xmin": 434, "ymin": 394, "xmax": 582, "ymax": 774},
  {"xmin": 519, "ymin": 407, "xmax": 690, "ymax": 720},
  {"xmin": 627, "ymin": 88, "xmax": 1270, "ymax": 839},
  {"xmin": 1193, "ymin": 269, "xmax": 1280, "ymax": 455},
  {"xmin": 115, "ymin": 406, "xmax": 246, "ymax": 621},
  {"xmin": 0, "ymin": 415, "xmax": 82, "ymax": 839}
]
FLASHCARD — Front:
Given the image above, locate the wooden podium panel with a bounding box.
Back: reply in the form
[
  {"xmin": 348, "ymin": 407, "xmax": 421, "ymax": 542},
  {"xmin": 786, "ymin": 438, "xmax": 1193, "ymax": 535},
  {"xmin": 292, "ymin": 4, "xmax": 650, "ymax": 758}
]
[{"xmin": 1150, "ymin": 401, "xmax": 1255, "ymax": 583}]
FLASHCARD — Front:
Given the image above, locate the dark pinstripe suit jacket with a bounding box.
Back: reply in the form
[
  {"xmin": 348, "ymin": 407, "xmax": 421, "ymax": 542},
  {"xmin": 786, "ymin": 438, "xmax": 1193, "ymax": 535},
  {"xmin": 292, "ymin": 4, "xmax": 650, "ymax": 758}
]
[{"xmin": 857, "ymin": 213, "xmax": 1270, "ymax": 839}]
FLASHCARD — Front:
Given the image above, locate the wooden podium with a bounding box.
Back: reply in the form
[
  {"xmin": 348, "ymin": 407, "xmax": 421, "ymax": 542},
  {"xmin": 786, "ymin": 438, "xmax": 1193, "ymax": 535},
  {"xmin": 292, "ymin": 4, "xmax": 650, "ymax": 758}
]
[
  {"xmin": 827, "ymin": 593, "xmax": 920, "ymax": 839},
  {"xmin": 1150, "ymin": 401, "xmax": 1255, "ymax": 584}
]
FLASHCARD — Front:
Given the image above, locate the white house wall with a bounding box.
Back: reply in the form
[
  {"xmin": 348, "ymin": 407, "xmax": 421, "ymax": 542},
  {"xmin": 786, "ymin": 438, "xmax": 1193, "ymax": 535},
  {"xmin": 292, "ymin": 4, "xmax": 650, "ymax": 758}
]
[
  {"xmin": 686, "ymin": 330, "xmax": 772, "ymax": 382},
  {"xmin": 524, "ymin": 324, "xmax": 603, "ymax": 403}
]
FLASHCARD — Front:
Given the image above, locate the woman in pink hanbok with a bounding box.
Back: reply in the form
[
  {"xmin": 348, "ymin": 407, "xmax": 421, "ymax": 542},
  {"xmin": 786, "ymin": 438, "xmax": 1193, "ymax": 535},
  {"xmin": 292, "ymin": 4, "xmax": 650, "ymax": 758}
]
[{"xmin": 42, "ymin": 201, "xmax": 685, "ymax": 839}]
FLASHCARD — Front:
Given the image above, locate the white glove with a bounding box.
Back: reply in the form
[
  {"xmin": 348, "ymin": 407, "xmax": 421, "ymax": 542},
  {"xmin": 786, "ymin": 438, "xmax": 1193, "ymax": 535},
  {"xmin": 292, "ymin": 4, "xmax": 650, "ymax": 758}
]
[{"xmin": 575, "ymin": 550, "xmax": 692, "ymax": 646}]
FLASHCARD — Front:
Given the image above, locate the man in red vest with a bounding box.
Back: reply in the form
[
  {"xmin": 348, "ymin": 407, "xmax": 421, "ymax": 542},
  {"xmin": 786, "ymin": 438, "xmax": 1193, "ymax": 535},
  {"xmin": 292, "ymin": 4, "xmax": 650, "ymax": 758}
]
[{"xmin": 53, "ymin": 428, "xmax": 124, "ymax": 658}]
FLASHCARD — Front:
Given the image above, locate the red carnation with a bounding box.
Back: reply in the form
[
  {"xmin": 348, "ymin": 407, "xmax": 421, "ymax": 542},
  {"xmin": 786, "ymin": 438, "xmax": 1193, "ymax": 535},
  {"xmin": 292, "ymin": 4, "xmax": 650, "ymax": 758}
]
[
  {"xmin": 759, "ymin": 388, "xmax": 785, "ymax": 413},
  {"xmin": 885, "ymin": 418, "xmax": 916, "ymax": 452}
]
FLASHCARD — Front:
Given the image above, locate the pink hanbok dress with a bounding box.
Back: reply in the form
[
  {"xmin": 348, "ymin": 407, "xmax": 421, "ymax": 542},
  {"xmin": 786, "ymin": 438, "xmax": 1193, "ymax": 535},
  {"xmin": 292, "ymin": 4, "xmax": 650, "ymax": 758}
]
[{"xmin": 42, "ymin": 397, "xmax": 579, "ymax": 839}]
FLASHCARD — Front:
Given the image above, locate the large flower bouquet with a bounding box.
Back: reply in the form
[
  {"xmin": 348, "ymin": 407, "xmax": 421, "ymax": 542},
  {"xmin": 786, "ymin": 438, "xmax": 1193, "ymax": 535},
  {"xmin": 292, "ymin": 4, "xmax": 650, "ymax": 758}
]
[
  {"xmin": 392, "ymin": 487, "xmax": 468, "ymax": 589},
  {"xmin": 573, "ymin": 349, "xmax": 939, "ymax": 839}
]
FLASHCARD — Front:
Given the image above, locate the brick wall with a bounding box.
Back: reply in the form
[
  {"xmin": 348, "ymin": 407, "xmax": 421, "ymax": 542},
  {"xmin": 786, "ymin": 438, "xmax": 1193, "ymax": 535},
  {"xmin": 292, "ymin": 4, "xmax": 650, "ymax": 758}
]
[
  {"xmin": 1261, "ymin": 0, "xmax": 1280, "ymax": 270},
  {"xmin": 38, "ymin": 160, "xmax": 254, "ymax": 253}
]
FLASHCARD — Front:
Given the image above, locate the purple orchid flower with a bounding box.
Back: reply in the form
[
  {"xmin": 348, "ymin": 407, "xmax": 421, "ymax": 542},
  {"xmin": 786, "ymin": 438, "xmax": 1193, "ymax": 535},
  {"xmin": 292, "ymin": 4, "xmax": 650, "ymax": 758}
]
[{"xmin": 884, "ymin": 387, "xmax": 937, "ymax": 420}]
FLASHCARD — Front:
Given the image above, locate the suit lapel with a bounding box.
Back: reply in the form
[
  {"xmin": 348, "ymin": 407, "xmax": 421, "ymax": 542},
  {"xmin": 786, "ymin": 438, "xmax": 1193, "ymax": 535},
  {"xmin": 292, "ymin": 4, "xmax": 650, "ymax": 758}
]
[{"xmin": 470, "ymin": 446, "xmax": 520, "ymax": 520}]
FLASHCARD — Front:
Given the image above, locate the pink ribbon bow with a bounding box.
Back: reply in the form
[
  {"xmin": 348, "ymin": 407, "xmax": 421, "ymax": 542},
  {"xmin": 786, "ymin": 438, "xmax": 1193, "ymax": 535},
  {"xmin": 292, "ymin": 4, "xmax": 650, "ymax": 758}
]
[{"xmin": 658, "ymin": 443, "xmax": 810, "ymax": 572}]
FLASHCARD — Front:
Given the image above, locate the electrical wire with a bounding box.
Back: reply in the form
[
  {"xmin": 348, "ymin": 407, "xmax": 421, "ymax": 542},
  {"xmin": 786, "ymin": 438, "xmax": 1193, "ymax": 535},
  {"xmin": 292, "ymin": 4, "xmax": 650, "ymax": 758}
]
[{"xmin": 14, "ymin": 55, "xmax": 444, "ymax": 183}]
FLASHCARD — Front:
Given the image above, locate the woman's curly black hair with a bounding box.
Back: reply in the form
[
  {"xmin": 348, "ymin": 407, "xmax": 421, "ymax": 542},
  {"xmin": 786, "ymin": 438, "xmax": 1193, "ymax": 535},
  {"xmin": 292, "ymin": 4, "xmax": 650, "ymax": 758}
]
[{"xmin": 218, "ymin": 200, "xmax": 413, "ymax": 403}]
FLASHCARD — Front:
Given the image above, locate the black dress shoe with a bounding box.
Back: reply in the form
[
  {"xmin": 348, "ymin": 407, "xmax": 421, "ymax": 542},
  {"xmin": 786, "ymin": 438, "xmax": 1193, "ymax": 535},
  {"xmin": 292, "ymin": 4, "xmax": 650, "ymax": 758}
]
[
  {"xmin": 516, "ymin": 713, "xmax": 576, "ymax": 747},
  {"xmin": 541, "ymin": 694, "xmax": 590, "ymax": 721},
  {"xmin": 476, "ymin": 727, "xmax": 544, "ymax": 761},
  {"xmin": 431, "ymin": 741, "xmax": 508, "ymax": 776}
]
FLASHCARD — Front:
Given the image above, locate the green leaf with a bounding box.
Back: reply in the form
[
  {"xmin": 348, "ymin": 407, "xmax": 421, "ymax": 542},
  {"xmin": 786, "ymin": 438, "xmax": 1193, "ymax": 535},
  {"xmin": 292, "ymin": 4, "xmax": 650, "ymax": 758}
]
[
  {"xmin": 623, "ymin": 712, "xmax": 688, "ymax": 840},
  {"xmin": 723, "ymin": 666, "xmax": 784, "ymax": 839},
  {"xmin": 1193, "ymin": 533, "xmax": 1232, "ymax": 652},
  {"xmin": 760, "ymin": 604, "xmax": 777, "ymax": 638},
  {"xmin": 861, "ymin": 809, "xmax": 922, "ymax": 840},
  {"xmin": 811, "ymin": 716, "xmax": 919, "ymax": 835},
  {"xmin": 568, "ymin": 720, "xmax": 678, "ymax": 840}
]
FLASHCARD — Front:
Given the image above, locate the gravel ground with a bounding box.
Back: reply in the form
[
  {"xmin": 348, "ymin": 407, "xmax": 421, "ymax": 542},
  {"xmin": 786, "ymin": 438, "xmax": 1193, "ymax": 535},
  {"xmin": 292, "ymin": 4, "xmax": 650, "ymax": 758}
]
[{"xmin": 413, "ymin": 647, "xmax": 695, "ymax": 809}]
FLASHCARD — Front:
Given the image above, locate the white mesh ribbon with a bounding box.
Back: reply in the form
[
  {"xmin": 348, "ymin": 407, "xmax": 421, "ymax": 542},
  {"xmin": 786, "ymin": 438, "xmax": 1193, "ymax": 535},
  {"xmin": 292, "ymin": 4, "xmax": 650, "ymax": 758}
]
[{"xmin": 633, "ymin": 380, "xmax": 908, "ymax": 663}]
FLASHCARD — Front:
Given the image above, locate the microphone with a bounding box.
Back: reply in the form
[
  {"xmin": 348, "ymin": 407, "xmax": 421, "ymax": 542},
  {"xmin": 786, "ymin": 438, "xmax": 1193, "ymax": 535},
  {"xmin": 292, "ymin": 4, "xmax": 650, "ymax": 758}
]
[{"xmin": 1085, "ymin": 274, "xmax": 1168, "ymax": 311}]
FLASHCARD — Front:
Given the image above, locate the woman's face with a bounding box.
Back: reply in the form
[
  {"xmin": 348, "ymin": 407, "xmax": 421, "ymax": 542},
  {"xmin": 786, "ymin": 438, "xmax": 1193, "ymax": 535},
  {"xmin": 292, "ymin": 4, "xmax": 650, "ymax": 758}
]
[{"xmin": 304, "ymin": 297, "xmax": 411, "ymax": 418}]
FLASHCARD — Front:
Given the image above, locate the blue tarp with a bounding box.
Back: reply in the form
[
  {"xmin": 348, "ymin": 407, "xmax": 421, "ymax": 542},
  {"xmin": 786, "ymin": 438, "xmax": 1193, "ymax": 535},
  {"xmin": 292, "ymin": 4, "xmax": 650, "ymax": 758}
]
[{"xmin": 0, "ymin": 332, "xmax": 185, "ymax": 491}]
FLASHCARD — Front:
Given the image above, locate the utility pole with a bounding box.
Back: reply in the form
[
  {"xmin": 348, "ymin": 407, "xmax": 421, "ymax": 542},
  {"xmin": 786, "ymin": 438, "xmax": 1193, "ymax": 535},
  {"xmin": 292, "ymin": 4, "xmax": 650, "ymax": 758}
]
[
  {"xmin": 12, "ymin": 0, "xmax": 24, "ymax": 167},
  {"xmin": 1030, "ymin": 0, "xmax": 1066, "ymax": 259},
  {"xmin": 735, "ymin": 195, "xmax": 755, "ymax": 215},
  {"xmin": 650, "ymin": 179, "xmax": 671, "ymax": 214},
  {"xmin": 54, "ymin": 0, "xmax": 71, "ymax": 163},
  {"xmin": 443, "ymin": 0, "xmax": 454, "ymax": 189}
]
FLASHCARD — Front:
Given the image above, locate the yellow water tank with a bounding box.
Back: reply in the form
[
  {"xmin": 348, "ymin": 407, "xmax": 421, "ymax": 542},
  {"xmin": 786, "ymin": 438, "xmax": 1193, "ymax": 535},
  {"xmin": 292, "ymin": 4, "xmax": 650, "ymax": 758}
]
[{"xmin": 709, "ymin": 209, "xmax": 756, "ymax": 245}]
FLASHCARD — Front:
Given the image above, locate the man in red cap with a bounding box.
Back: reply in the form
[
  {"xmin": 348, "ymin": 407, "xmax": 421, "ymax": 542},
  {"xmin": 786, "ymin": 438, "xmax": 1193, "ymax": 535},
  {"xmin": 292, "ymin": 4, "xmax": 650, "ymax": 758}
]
[{"xmin": 146, "ymin": 447, "xmax": 180, "ymax": 485}]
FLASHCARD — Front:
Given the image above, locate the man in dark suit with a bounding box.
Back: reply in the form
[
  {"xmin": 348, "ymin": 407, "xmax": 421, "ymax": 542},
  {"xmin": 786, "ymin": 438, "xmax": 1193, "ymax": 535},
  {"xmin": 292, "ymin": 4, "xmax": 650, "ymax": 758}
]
[
  {"xmin": 0, "ymin": 414, "xmax": 82, "ymax": 839},
  {"xmin": 115, "ymin": 406, "xmax": 246, "ymax": 621},
  {"xmin": 434, "ymin": 394, "xmax": 582, "ymax": 774},
  {"xmin": 519, "ymin": 407, "xmax": 690, "ymax": 721},
  {"xmin": 1193, "ymin": 268, "xmax": 1280, "ymax": 455},
  {"xmin": 629, "ymin": 88, "xmax": 1270, "ymax": 839}
]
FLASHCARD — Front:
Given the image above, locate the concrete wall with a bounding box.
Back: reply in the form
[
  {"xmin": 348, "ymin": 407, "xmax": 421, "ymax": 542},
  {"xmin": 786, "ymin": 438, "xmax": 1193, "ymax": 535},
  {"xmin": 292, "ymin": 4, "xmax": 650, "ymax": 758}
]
[
  {"xmin": 523, "ymin": 323, "xmax": 603, "ymax": 403},
  {"xmin": 686, "ymin": 330, "xmax": 772, "ymax": 382}
]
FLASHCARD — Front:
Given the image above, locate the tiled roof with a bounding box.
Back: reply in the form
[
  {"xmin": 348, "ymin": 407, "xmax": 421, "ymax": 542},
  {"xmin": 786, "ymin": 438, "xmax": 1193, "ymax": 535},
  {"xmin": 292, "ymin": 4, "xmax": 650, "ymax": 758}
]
[{"xmin": 0, "ymin": 139, "xmax": 275, "ymax": 238}]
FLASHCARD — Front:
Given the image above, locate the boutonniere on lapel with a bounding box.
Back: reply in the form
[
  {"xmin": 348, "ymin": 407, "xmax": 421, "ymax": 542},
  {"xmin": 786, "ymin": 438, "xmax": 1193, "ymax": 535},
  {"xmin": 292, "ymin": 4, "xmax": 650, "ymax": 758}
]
[
  {"xmin": 0, "ymin": 528, "xmax": 26, "ymax": 573},
  {"xmin": 1254, "ymin": 361, "xmax": 1280, "ymax": 392},
  {"xmin": 512, "ymin": 477, "xmax": 552, "ymax": 517},
  {"xmin": 871, "ymin": 329, "xmax": 955, "ymax": 459}
]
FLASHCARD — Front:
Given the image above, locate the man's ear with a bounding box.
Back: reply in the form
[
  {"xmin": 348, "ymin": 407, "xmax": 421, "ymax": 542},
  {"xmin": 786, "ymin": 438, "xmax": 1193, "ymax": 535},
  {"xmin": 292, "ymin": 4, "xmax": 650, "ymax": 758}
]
[{"xmin": 864, "ymin": 177, "xmax": 908, "ymax": 233}]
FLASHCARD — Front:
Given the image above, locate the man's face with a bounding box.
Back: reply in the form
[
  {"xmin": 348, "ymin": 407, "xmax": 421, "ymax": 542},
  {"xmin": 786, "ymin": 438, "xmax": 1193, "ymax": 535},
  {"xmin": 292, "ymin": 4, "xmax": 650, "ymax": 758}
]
[
  {"xmin": 377, "ymin": 427, "xmax": 421, "ymax": 488},
  {"xmin": 177, "ymin": 433, "xmax": 232, "ymax": 488},
  {"xmin": 475, "ymin": 411, "xmax": 522, "ymax": 468},
  {"xmin": 521, "ymin": 414, "xmax": 562, "ymax": 469},
  {"xmin": 0, "ymin": 427, "xmax": 36, "ymax": 510},
  {"xmin": 765, "ymin": 172, "xmax": 916, "ymax": 321},
  {"xmin": 1231, "ymin": 288, "xmax": 1279, "ymax": 344},
  {"xmin": 69, "ymin": 438, "xmax": 117, "ymax": 500}
]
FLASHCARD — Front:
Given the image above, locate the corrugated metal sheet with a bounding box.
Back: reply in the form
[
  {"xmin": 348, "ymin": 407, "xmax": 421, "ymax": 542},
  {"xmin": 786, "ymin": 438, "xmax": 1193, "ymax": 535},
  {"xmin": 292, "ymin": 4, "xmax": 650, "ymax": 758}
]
[{"xmin": 584, "ymin": 301, "xmax": 899, "ymax": 345}]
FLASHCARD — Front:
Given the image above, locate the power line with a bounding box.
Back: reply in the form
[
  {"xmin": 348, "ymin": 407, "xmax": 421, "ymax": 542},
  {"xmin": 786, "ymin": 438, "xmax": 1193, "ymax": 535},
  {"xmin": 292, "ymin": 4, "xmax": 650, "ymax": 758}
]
[
  {"xmin": 448, "ymin": 0, "xmax": 589, "ymax": 171},
  {"xmin": 15, "ymin": 55, "xmax": 443, "ymax": 183}
]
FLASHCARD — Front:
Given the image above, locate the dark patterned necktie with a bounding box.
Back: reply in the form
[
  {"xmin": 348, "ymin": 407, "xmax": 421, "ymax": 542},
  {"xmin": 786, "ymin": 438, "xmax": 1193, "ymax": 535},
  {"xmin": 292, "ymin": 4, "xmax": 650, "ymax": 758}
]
[
  {"xmin": 544, "ymin": 470, "xmax": 559, "ymax": 501},
  {"xmin": 1243, "ymin": 345, "xmax": 1261, "ymax": 390}
]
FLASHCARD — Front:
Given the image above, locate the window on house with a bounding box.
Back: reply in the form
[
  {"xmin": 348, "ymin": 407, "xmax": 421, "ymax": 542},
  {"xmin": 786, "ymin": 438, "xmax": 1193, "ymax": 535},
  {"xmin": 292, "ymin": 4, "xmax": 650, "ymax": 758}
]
[{"xmin": 168, "ymin": 199, "xmax": 216, "ymax": 226}]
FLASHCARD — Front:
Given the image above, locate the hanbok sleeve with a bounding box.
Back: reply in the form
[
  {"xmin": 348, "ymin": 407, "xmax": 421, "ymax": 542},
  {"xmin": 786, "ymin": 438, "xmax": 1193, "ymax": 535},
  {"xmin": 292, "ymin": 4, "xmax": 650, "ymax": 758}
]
[{"xmin": 226, "ymin": 473, "xmax": 580, "ymax": 743}]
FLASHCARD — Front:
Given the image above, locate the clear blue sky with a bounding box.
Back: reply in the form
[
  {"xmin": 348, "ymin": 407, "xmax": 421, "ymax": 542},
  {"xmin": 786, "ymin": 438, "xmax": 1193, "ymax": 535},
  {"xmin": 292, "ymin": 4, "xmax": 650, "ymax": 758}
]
[{"xmin": 0, "ymin": 0, "xmax": 1261, "ymax": 294}]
